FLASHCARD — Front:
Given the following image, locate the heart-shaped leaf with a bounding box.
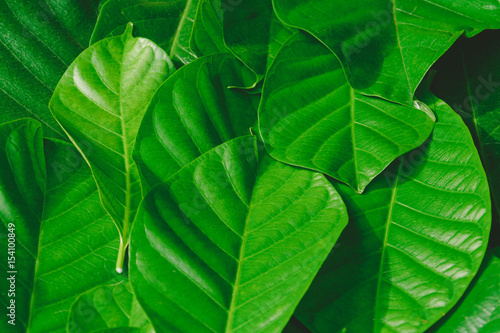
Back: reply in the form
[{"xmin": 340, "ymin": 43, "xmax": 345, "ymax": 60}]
[
  {"xmin": 259, "ymin": 32, "xmax": 435, "ymax": 193},
  {"xmin": 90, "ymin": 0, "xmax": 200, "ymax": 66},
  {"xmin": 130, "ymin": 135, "xmax": 348, "ymax": 332},
  {"xmin": 49, "ymin": 24, "xmax": 175, "ymax": 272},
  {"xmin": 0, "ymin": 0, "xmax": 100, "ymax": 138},
  {"xmin": 0, "ymin": 119, "xmax": 119, "ymax": 333},
  {"xmin": 273, "ymin": 0, "xmax": 500, "ymax": 104},
  {"xmin": 293, "ymin": 90, "xmax": 491, "ymax": 332},
  {"xmin": 134, "ymin": 52, "xmax": 257, "ymax": 189}
]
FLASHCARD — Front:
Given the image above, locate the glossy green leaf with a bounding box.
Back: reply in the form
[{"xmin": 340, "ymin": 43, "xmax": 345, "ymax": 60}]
[
  {"xmin": 0, "ymin": 119, "xmax": 119, "ymax": 333},
  {"xmin": 134, "ymin": 53, "xmax": 257, "ymax": 189},
  {"xmin": 68, "ymin": 280, "xmax": 153, "ymax": 333},
  {"xmin": 49, "ymin": 24, "xmax": 175, "ymax": 272},
  {"xmin": 431, "ymin": 30, "xmax": 500, "ymax": 215},
  {"xmin": 130, "ymin": 136, "xmax": 348, "ymax": 332},
  {"xmin": 430, "ymin": 248, "xmax": 500, "ymax": 333},
  {"xmin": 90, "ymin": 0, "xmax": 200, "ymax": 65},
  {"xmin": 294, "ymin": 90, "xmax": 492, "ymax": 332},
  {"xmin": 273, "ymin": 0, "xmax": 500, "ymax": 104},
  {"xmin": 223, "ymin": 0, "xmax": 294, "ymax": 79},
  {"xmin": 0, "ymin": 0, "xmax": 100, "ymax": 138},
  {"xmin": 259, "ymin": 32, "xmax": 435, "ymax": 193}
]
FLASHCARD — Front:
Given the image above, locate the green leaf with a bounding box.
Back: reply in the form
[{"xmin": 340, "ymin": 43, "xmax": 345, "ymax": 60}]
[
  {"xmin": 0, "ymin": 119, "xmax": 119, "ymax": 333},
  {"xmin": 259, "ymin": 32, "xmax": 435, "ymax": 193},
  {"xmin": 0, "ymin": 0, "xmax": 100, "ymax": 139},
  {"xmin": 273, "ymin": 0, "xmax": 500, "ymax": 104},
  {"xmin": 130, "ymin": 136, "xmax": 348, "ymax": 332},
  {"xmin": 68, "ymin": 280, "xmax": 153, "ymax": 333},
  {"xmin": 283, "ymin": 317, "xmax": 313, "ymax": 333},
  {"xmin": 294, "ymin": 90, "xmax": 491, "ymax": 332},
  {"xmin": 223, "ymin": 0, "xmax": 294, "ymax": 79},
  {"xmin": 49, "ymin": 24, "xmax": 175, "ymax": 272},
  {"xmin": 134, "ymin": 52, "xmax": 257, "ymax": 189},
  {"xmin": 431, "ymin": 30, "xmax": 500, "ymax": 215},
  {"xmin": 190, "ymin": 0, "xmax": 229, "ymax": 58},
  {"xmin": 429, "ymin": 248, "xmax": 500, "ymax": 333},
  {"xmin": 90, "ymin": 0, "xmax": 200, "ymax": 66}
]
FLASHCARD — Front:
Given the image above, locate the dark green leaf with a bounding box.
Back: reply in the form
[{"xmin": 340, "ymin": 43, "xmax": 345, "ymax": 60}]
[
  {"xmin": 134, "ymin": 52, "xmax": 257, "ymax": 189},
  {"xmin": 273, "ymin": 0, "xmax": 500, "ymax": 104},
  {"xmin": 431, "ymin": 30, "xmax": 500, "ymax": 216},
  {"xmin": 294, "ymin": 90, "xmax": 491, "ymax": 332},
  {"xmin": 49, "ymin": 24, "xmax": 175, "ymax": 271},
  {"xmin": 259, "ymin": 32, "xmax": 435, "ymax": 193},
  {"xmin": 130, "ymin": 136, "xmax": 347, "ymax": 332},
  {"xmin": 0, "ymin": 0, "xmax": 100, "ymax": 138}
]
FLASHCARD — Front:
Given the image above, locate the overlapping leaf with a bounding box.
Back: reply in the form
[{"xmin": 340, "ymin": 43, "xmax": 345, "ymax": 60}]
[
  {"xmin": 0, "ymin": 0, "xmax": 100, "ymax": 138},
  {"xmin": 293, "ymin": 89, "xmax": 491, "ymax": 332},
  {"xmin": 134, "ymin": 52, "xmax": 257, "ymax": 189},
  {"xmin": 90, "ymin": 0, "xmax": 200, "ymax": 65},
  {"xmin": 49, "ymin": 24, "xmax": 175, "ymax": 271},
  {"xmin": 273, "ymin": 0, "xmax": 500, "ymax": 104},
  {"xmin": 68, "ymin": 279, "xmax": 153, "ymax": 333},
  {"xmin": 0, "ymin": 119, "xmax": 119, "ymax": 333},
  {"xmin": 429, "ymin": 248, "xmax": 500, "ymax": 333},
  {"xmin": 259, "ymin": 32, "xmax": 435, "ymax": 193},
  {"xmin": 130, "ymin": 135, "xmax": 348, "ymax": 332},
  {"xmin": 431, "ymin": 30, "xmax": 500, "ymax": 215}
]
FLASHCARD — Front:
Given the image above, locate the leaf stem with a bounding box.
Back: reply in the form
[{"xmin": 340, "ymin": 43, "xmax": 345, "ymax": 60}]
[{"xmin": 116, "ymin": 239, "xmax": 127, "ymax": 274}]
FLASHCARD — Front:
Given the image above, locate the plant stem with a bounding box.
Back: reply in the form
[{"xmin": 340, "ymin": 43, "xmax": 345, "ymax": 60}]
[{"xmin": 116, "ymin": 239, "xmax": 127, "ymax": 274}]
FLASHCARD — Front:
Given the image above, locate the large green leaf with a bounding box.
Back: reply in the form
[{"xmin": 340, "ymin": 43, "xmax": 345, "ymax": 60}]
[
  {"xmin": 223, "ymin": 0, "xmax": 294, "ymax": 79},
  {"xmin": 430, "ymin": 248, "xmax": 500, "ymax": 333},
  {"xmin": 190, "ymin": 0, "xmax": 229, "ymax": 58},
  {"xmin": 130, "ymin": 136, "xmax": 348, "ymax": 332},
  {"xmin": 259, "ymin": 32, "xmax": 435, "ymax": 193},
  {"xmin": 273, "ymin": 0, "xmax": 500, "ymax": 104},
  {"xmin": 90, "ymin": 0, "xmax": 200, "ymax": 65},
  {"xmin": 0, "ymin": 119, "xmax": 119, "ymax": 333},
  {"xmin": 49, "ymin": 24, "xmax": 175, "ymax": 272},
  {"xmin": 431, "ymin": 30, "xmax": 500, "ymax": 215},
  {"xmin": 294, "ymin": 90, "xmax": 491, "ymax": 332},
  {"xmin": 134, "ymin": 52, "xmax": 257, "ymax": 189},
  {"xmin": 0, "ymin": 0, "xmax": 100, "ymax": 139},
  {"xmin": 68, "ymin": 279, "xmax": 153, "ymax": 333}
]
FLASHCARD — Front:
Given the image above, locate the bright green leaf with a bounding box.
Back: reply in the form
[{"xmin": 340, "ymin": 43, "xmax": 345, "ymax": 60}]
[
  {"xmin": 294, "ymin": 90, "xmax": 491, "ymax": 332},
  {"xmin": 134, "ymin": 52, "xmax": 257, "ymax": 189},
  {"xmin": 429, "ymin": 248, "xmax": 500, "ymax": 333},
  {"xmin": 431, "ymin": 30, "xmax": 500, "ymax": 215},
  {"xmin": 68, "ymin": 279, "xmax": 153, "ymax": 333},
  {"xmin": 49, "ymin": 24, "xmax": 175, "ymax": 272},
  {"xmin": 273, "ymin": 0, "xmax": 500, "ymax": 104},
  {"xmin": 259, "ymin": 32, "xmax": 435, "ymax": 193},
  {"xmin": 130, "ymin": 136, "xmax": 348, "ymax": 332},
  {"xmin": 0, "ymin": 0, "xmax": 100, "ymax": 139},
  {"xmin": 90, "ymin": 0, "xmax": 200, "ymax": 66}
]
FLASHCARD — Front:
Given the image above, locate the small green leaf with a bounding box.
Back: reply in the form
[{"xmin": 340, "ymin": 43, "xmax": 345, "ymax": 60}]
[
  {"xmin": 259, "ymin": 32, "xmax": 435, "ymax": 193},
  {"xmin": 49, "ymin": 25, "xmax": 175, "ymax": 272},
  {"xmin": 273, "ymin": 0, "xmax": 500, "ymax": 104},
  {"xmin": 134, "ymin": 53, "xmax": 257, "ymax": 189},
  {"xmin": 130, "ymin": 136, "xmax": 348, "ymax": 332},
  {"xmin": 294, "ymin": 91, "xmax": 491, "ymax": 332}
]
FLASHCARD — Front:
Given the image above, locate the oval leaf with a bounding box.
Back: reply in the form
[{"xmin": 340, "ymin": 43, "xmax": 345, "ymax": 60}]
[
  {"xmin": 49, "ymin": 24, "xmax": 175, "ymax": 271},
  {"xmin": 294, "ymin": 91, "xmax": 491, "ymax": 332},
  {"xmin": 259, "ymin": 32, "xmax": 435, "ymax": 193},
  {"xmin": 130, "ymin": 136, "xmax": 348, "ymax": 332}
]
